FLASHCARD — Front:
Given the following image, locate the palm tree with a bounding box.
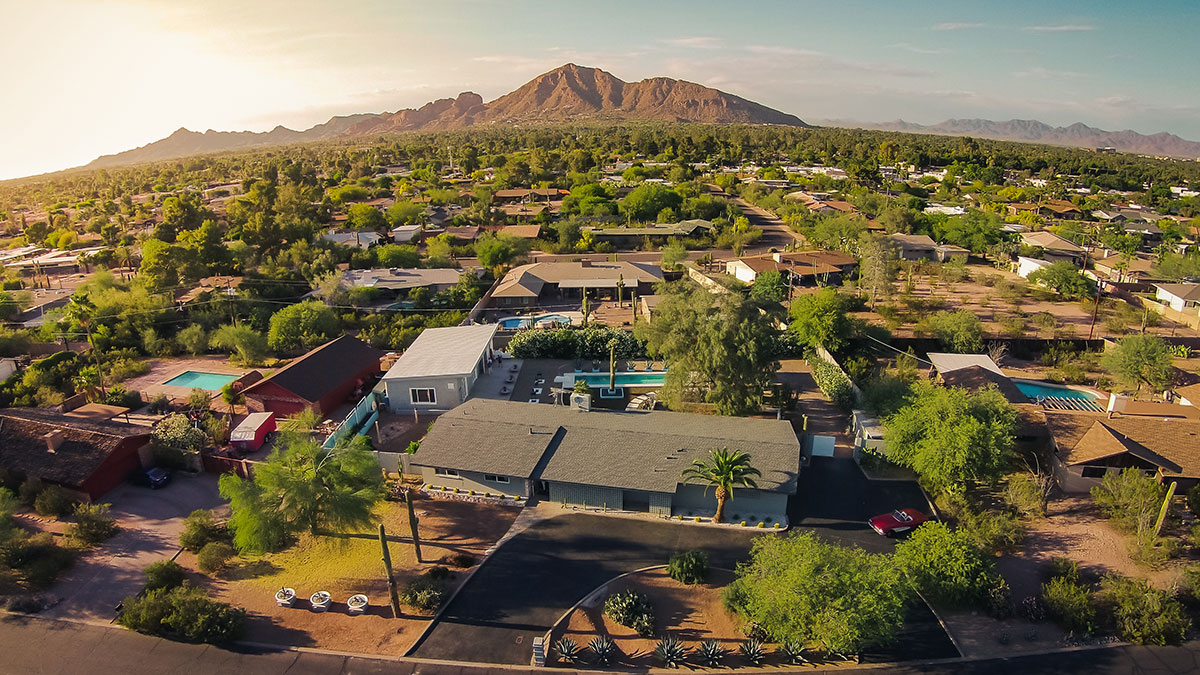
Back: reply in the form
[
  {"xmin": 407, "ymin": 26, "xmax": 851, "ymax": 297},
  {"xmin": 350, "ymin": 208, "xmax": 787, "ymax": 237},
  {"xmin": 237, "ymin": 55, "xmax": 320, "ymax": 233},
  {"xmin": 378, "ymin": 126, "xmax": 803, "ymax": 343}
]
[
  {"xmin": 681, "ymin": 448, "xmax": 761, "ymax": 523},
  {"xmin": 66, "ymin": 293, "xmax": 106, "ymax": 396}
]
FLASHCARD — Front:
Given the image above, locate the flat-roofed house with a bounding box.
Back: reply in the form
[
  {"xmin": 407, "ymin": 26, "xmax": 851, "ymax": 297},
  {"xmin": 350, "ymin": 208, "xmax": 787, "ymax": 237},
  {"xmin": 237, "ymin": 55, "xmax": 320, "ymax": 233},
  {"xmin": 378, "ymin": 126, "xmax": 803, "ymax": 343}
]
[
  {"xmin": 411, "ymin": 399, "xmax": 801, "ymax": 522},
  {"xmin": 583, "ymin": 220, "xmax": 713, "ymax": 248},
  {"xmin": 725, "ymin": 250, "xmax": 858, "ymax": 286},
  {"xmin": 381, "ymin": 324, "xmax": 499, "ymax": 413},
  {"xmin": 888, "ymin": 233, "xmax": 938, "ymax": 261},
  {"xmin": 342, "ymin": 267, "xmax": 463, "ymax": 295},
  {"xmin": 490, "ymin": 261, "xmax": 663, "ymax": 308}
]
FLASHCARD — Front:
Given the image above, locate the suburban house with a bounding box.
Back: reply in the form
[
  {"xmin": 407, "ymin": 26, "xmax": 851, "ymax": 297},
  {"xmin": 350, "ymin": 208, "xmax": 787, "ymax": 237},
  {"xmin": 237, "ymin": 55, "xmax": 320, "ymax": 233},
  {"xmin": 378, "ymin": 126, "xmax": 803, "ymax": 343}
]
[
  {"xmin": 390, "ymin": 224, "xmax": 422, "ymax": 243},
  {"xmin": 1091, "ymin": 252, "xmax": 1155, "ymax": 283},
  {"xmin": 1045, "ymin": 407, "xmax": 1200, "ymax": 492},
  {"xmin": 1038, "ymin": 200, "xmax": 1083, "ymax": 220},
  {"xmin": 381, "ymin": 323, "xmax": 498, "ymax": 413},
  {"xmin": 935, "ymin": 244, "xmax": 970, "ymax": 263},
  {"xmin": 1016, "ymin": 255, "xmax": 1053, "ymax": 279},
  {"xmin": 243, "ymin": 336, "xmax": 382, "ymax": 417},
  {"xmin": 1154, "ymin": 283, "xmax": 1200, "ymax": 313},
  {"xmin": 0, "ymin": 408, "xmax": 150, "ymax": 500},
  {"xmin": 583, "ymin": 220, "xmax": 713, "ymax": 247},
  {"xmin": 341, "ymin": 267, "xmax": 464, "ymax": 296},
  {"xmin": 489, "ymin": 261, "xmax": 663, "ymax": 308},
  {"xmin": 1020, "ymin": 231, "xmax": 1086, "ymax": 265},
  {"xmin": 499, "ymin": 224, "xmax": 543, "ymax": 240},
  {"xmin": 888, "ymin": 233, "xmax": 938, "ymax": 261},
  {"xmin": 323, "ymin": 229, "xmax": 384, "ymax": 249},
  {"xmin": 411, "ymin": 399, "xmax": 802, "ymax": 523},
  {"xmin": 724, "ymin": 250, "xmax": 858, "ymax": 286}
]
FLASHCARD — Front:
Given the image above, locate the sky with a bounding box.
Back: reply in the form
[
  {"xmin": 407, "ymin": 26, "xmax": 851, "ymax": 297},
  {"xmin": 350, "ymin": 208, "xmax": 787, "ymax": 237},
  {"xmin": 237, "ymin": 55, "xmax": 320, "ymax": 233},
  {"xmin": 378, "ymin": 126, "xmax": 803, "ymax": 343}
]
[{"xmin": 3, "ymin": 0, "xmax": 1199, "ymax": 180}]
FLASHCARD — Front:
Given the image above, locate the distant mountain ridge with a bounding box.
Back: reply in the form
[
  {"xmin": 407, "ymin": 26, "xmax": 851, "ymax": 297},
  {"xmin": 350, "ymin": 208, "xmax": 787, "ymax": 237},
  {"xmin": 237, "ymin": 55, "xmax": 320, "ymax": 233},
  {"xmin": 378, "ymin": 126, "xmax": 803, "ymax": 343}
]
[
  {"xmin": 819, "ymin": 118, "xmax": 1200, "ymax": 159},
  {"xmin": 86, "ymin": 64, "xmax": 806, "ymax": 169}
]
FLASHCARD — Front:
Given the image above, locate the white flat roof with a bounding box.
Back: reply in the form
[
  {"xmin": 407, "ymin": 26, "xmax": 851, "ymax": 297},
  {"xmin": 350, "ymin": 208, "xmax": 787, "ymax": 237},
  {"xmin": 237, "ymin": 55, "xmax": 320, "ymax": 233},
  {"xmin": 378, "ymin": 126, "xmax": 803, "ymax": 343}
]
[
  {"xmin": 927, "ymin": 353, "xmax": 1004, "ymax": 377},
  {"xmin": 382, "ymin": 323, "xmax": 498, "ymax": 380}
]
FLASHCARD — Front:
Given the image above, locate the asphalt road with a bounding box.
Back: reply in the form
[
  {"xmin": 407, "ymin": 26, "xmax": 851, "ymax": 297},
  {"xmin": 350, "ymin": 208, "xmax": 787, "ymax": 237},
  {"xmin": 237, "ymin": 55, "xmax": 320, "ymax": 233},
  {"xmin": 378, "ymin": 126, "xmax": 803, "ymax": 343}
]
[{"xmin": 3, "ymin": 614, "xmax": 1199, "ymax": 674}]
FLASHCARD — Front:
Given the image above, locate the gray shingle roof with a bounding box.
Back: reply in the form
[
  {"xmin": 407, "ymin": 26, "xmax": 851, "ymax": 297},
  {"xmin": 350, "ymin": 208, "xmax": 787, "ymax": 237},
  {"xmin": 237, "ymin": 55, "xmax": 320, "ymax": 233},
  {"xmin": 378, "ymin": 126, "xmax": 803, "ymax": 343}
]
[{"xmin": 411, "ymin": 399, "xmax": 802, "ymax": 494}]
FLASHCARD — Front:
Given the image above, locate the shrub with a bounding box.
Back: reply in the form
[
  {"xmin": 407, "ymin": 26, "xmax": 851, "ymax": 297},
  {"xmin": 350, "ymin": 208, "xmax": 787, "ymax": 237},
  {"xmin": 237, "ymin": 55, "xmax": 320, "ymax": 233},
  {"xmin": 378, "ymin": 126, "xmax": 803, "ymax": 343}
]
[
  {"xmin": 960, "ymin": 509, "xmax": 1025, "ymax": 555},
  {"xmin": 101, "ymin": 385, "xmax": 143, "ymax": 409},
  {"xmin": 117, "ymin": 585, "xmax": 246, "ymax": 643},
  {"xmin": 425, "ymin": 565, "xmax": 450, "ymax": 581},
  {"xmin": 603, "ymin": 589, "xmax": 655, "ymax": 637},
  {"xmin": 33, "ymin": 486, "xmax": 74, "ymax": 518},
  {"xmin": 986, "ymin": 577, "xmax": 1014, "ymax": 619},
  {"xmin": 5, "ymin": 595, "xmax": 50, "ymax": 614},
  {"xmin": 1098, "ymin": 575, "xmax": 1190, "ymax": 645},
  {"xmin": 1006, "ymin": 473, "xmax": 1050, "ymax": 518},
  {"xmin": 697, "ymin": 639, "xmax": 724, "ymax": 667},
  {"xmin": 449, "ymin": 553, "xmax": 476, "ymax": 568},
  {"xmin": 1041, "ymin": 577, "xmax": 1095, "ymax": 634},
  {"xmin": 179, "ymin": 510, "xmax": 226, "ymax": 553},
  {"xmin": 667, "ymin": 550, "xmax": 709, "ymax": 585},
  {"xmin": 1, "ymin": 532, "xmax": 75, "ymax": 589},
  {"xmin": 400, "ymin": 575, "xmax": 447, "ymax": 611},
  {"xmin": 145, "ymin": 560, "xmax": 187, "ymax": 591},
  {"xmin": 552, "ymin": 637, "xmax": 580, "ymax": 663},
  {"xmin": 18, "ymin": 477, "xmax": 43, "ymax": 507},
  {"xmin": 147, "ymin": 394, "xmax": 172, "ymax": 414},
  {"xmin": 739, "ymin": 638, "xmax": 765, "ymax": 665},
  {"xmin": 894, "ymin": 522, "xmax": 998, "ymax": 607},
  {"xmin": 1188, "ymin": 484, "xmax": 1200, "ymax": 517},
  {"xmin": 1045, "ymin": 557, "xmax": 1081, "ymax": 584},
  {"xmin": 809, "ymin": 357, "xmax": 856, "ymax": 410},
  {"xmin": 196, "ymin": 542, "xmax": 235, "ymax": 574},
  {"xmin": 1018, "ymin": 594, "xmax": 1047, "ymax": 622},
  {"xmin": 66, "ymin": 502, "xmax": 118, "ymax": 546}
]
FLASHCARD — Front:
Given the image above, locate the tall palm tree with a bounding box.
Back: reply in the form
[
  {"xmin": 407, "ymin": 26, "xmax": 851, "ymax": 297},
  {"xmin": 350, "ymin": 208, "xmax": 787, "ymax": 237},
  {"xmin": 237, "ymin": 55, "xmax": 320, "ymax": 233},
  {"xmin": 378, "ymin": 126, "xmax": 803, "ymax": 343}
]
[
  {"xmin": 681, "ymin": 448, "xmax": 761, "ymax": 523},
  {"xmin": 66, "ymin": 293, "xmax": 106, "ymax": 396}
]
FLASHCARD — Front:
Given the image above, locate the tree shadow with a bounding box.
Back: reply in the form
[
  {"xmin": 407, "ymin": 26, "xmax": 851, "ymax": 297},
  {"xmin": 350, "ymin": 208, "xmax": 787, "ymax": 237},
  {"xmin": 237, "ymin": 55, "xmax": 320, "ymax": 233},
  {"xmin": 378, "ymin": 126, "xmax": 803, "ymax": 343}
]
[{"xmin": 221, "ymin": 559, "xmax": 281, "ymax": 581}]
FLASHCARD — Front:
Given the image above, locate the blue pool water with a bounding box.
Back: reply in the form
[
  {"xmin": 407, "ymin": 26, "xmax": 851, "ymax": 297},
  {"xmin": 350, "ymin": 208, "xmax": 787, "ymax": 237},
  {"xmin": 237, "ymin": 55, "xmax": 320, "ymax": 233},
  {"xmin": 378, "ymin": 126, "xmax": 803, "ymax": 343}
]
[
  {"xmin": 1013, "ymin": 380, "xmax": 1101, "ymax": 402},
  {"xmin": 497, "ymin": 313, "xmax": 574, "ymax": 330},
  {"xmin": 498, "ymin": 317, "xmax": 532, "ymax": 330},
  {"xmin": 575, "ymin": 371, "xmax": 667, "ymax": 388},
  {"xmin": 534, "ymin": 314, "xmax": 570, "ymax": 326},
  {"xmin": 164, "ymin": 371, "xmax": 239, "ymax": 390}
]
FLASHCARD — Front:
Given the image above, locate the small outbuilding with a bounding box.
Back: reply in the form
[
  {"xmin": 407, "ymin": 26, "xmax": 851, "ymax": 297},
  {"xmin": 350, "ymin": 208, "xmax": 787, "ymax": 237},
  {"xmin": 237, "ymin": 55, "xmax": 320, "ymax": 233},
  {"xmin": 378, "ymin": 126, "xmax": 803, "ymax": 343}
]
[{"xmin": 230, "ymin": 412, "xmax": 276, "ymax": 451}]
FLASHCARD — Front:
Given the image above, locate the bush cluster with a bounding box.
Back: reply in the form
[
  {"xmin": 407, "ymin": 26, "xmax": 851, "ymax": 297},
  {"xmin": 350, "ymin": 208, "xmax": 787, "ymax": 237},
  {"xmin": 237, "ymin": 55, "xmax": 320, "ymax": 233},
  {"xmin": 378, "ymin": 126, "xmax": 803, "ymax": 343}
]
[
  {"xmin": 179, "ymin": 510, "xmax": 228, "ymax": 553},
  {"xmin": 144, "ymin": 560, "xmax": 187, "ymax": 592},
  {"xmin": 401, "ymin": 569, "xmax": 449, "ymax": 611},
  {"xmin": 33, "ymin": 485, "xmax": 74, "ymax": 518},
  {"xmin": 507, "ymin": 325, "xmax": 645, "ymax": 360},
  {"xmin": 893, "ymin": 522, "xmax": 999, "ymax": 608},
  {"xmin": 66, "ymin": 502, "xmax": 119, "ymax": 546},
  {"xmin": 117, "ymin": 585, "xmax": 246, "ymax": 643},
  {"xmin": 1042, "ymin": 576, "xmax": 1095, "ymax": 634},
  {"xmin": 0, "ymin": 532, "xmax": 76, "ymax": 589},
  {"xmin": 667, "ymin": 550, "xmax": 709, "ymax": 585},
  {"xmin": 603, "ymin": 589, "xmax": 655, "ymax": 637},
  {"xmin": 197, "ymin": 542, "xmax": 235, "ymax": 574},
  {"xmin": 808, "ymin": 357, "xmax": 855, "ymax": 411}
]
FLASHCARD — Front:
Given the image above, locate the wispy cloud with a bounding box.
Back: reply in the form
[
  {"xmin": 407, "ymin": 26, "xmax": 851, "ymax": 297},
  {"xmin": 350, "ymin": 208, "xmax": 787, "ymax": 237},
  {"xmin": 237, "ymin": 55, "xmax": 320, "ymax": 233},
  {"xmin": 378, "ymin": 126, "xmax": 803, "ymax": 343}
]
[
  {"xmin": 1023, "ymin": 24, "xmax": 1096, "ymax": 32},
  {"xmin": 931, "ymin": 22, "xmax": 985, "ymax": 31},
  {"xmin": 891, "ymin": 42, "xmax": 945, "ymax": 55},
  {"xmin": 662, "ymin": 36, "xmax": 723, "ymax": 49},
  {"xmin": 1014, "ymin": 66, "xmax": 1089, "ymax": 79}
]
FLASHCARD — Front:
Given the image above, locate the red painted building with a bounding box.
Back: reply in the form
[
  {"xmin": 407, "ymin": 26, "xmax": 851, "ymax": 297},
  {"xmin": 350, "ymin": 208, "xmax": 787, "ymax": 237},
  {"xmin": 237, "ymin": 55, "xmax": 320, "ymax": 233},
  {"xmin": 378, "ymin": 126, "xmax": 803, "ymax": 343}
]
[
  {"xmin": 242, "ymin": 335, "xmax": 383, "ymax": 418},
  {"xmin": 0, "ymin": 408, "xmax": 150, "ymax": 500}
]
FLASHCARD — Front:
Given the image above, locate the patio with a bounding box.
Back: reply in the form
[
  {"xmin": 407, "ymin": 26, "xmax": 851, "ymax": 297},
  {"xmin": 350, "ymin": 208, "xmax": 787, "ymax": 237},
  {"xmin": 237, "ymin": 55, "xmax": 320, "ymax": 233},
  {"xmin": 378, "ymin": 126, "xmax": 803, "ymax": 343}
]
[{"xmin": 121, "ymin": 356, "xmax": 252, "ymax": 404}]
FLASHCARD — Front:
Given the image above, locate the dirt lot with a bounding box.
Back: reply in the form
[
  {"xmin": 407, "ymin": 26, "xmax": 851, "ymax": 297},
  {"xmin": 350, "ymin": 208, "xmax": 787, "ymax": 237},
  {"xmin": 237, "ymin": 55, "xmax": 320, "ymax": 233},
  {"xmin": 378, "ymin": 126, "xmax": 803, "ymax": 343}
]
[
  {"xmin": 183, "ymin": 497, "xmax": 520, "ymax": 655},
  {"xmin": 552, "ymin": 568, "xmax": 749, "ymax": 668}
]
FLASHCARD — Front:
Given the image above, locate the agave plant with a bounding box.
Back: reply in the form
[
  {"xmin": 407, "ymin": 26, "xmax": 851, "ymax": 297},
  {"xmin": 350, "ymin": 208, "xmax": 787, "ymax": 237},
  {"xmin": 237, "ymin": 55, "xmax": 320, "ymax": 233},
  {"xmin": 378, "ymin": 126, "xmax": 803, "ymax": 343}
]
[
  {"xmin": 654, "ymin": 635, "xmax": 688, "ymax": 668},
  {"xmin": 697, "ymin": 639, "xmax": 724, "ymax": 667},
  {"xmin": 588, "ymin": 635, "xmax": 616, "ymax": 666},
  {"xmin": 739, "ymin": 638, "xmax": 765, "ymax": 666},
  {"xmin": 781, "ymin": 640, "xmax": 808, "ymax": 665},
  {"xmin": 553, "ymin": 637, "xmax": 580, "ymax": 663}
]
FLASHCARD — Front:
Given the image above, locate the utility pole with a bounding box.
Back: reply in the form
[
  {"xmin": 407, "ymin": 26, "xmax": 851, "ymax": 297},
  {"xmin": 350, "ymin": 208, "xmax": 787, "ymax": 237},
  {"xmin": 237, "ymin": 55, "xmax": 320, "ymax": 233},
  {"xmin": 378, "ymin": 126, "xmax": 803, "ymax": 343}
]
[
  {"xmin": 405, "ymin": 489, "xmax": 423, "ymax": 562},
  {"xmin": 379, "ymin": 524, "xmax": 402, "ymax": 618}
]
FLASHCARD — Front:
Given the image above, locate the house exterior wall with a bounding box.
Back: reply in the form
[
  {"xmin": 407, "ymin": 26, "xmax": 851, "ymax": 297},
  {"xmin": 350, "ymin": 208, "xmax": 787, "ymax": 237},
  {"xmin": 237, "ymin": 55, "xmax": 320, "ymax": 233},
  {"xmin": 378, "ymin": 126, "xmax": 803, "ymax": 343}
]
[
  {"xmin": 1155, "ymin": 287, "xmax": 1194, "ymax": 313},
  {"xmin": 385, "ymin": 374, "xmax": 470, "ymax": 412},
  {"xmin": 896, "ymin": 246, "xmax": 936, "ymax": 261},
  {"xmin": 672, "ymin": 484, "xmax": 788, "ymax": 522},
  {"xmin": 79, "ymin": 436, "xmax": 149, "ymax": 500},
  {"xmin": 244, "ymin": 381, "xmax": 312, "ymax": 417},
  {"xmin": 415, "ymin": 465, "xmax": 527, "ymax": 498},
  {"xmin": 725, "ymin": 261, "xmax": 758, "ymax": 284},
  {"xmin": 549, "ymin": 481, "xmax": 624, "ymax": 510}
]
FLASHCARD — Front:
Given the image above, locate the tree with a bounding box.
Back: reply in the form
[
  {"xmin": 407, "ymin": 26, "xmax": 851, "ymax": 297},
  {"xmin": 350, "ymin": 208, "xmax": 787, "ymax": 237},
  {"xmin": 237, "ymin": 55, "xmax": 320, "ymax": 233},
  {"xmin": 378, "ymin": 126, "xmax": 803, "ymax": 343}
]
[
  {"xmin": 636, "ymin": 287, "xmax": 778, "ymax": 415},
  {"xmin": 749, "ymin": 269, "xmax": 788, "ymax": 304},
  {"xmin": 1102, "ymin": 334, "xmax": 1174, "ymax": 394},
  {"xmin": 218, "ymin": 435, "xmax": 385, "ymax": 554},
  {"xmin": 376, "ymin": 244, "xmax": 420, "ymax": 268},
  {"xmin": 150, "ymin": 413, "xmax": 208, "ymax": 467},
  {"xmin": 681, "ymin": 448, "xmax": 761, "ymax": 523},
  {"xmin": 620, "ymin": 184, "xmax": 683, "ymax": 222},
  {"xmin": 858, "ymin": 233, "xmax": 898, "ymax": 305},
  {"xmin": 267, "ymin": 300, "xmax": 340, "ymax": 353},
  {"xmin": 1028, "ymin": 261, "xmax": 1095, "ymax": 300},
  {"xmin": 722, "ymin": 531, "xmax": 910, "ymax": 653},
  {"xmin": 209, "ymin": 324, "xmax": 268, "ymax": 365},
  {"xmin": 660, "ymin": 240, "xmax": 687, "ymax": 270},
  {"xmin": 893, "ymin": 522, "xmax": 999, "ymax": 607},
  {"xmin": 475, "ymin": 233, "xmax": 527, "ymax": 269},
  {"xmin": 788, "ymin": 287, "xmax": 860, "ymax": 353},
  {"xmin": 345, "ymin": 203, "xmax": 387, "ymax": 246},
  {"xmin": 885, "ymin": 380, "xmax": 1017, "ymax": 492},
  {"xmin": 385, "ymin": 200, "xmax": 423, "ymax": 227},
  {"xmin": 177, "ymin": 325, "xmax": 208, "ymax": 356},
  {"xmin": 924, "ymin": 310, "xmax": 984, "ymax": 354}
]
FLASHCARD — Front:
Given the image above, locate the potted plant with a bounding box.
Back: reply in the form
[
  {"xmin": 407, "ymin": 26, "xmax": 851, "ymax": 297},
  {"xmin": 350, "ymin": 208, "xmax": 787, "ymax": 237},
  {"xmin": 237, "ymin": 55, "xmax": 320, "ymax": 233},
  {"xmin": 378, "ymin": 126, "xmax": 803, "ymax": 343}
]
[
  {"xmin": 275, "ymin": 587, "xmax": 296, "ymax": 607},
  {"xmin": 309, "ymin": 590, "xmax": 332, "ymax": 612},
  {"xmin": 347, "ymin": 594, "xmax": 369, "ymax": 615}
]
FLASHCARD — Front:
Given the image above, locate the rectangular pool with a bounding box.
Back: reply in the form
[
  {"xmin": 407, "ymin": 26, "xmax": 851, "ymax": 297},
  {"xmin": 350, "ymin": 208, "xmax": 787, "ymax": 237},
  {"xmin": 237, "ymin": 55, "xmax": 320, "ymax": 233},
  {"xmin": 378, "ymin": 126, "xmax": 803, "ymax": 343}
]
[
  {"xmin": 164, "ymin": 370, "xmax": 239, "ymax": 390},
  {"xmin": 575, "ymin": 371, "xmax": 667, "ymax": 388}
]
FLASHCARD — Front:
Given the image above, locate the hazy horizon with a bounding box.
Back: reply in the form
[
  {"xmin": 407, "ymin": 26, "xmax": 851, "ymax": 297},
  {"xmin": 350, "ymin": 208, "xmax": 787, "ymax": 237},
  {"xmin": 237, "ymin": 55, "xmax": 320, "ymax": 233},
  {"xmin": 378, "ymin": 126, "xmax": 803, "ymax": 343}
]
[{"xmin": 4, "ymin": 0, "xmax": 1199, "ymax": 181}]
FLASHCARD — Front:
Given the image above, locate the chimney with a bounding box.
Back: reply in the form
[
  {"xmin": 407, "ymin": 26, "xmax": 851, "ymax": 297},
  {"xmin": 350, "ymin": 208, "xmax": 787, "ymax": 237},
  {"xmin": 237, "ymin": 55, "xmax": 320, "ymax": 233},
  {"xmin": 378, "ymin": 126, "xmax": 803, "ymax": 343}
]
[
  {"xmin": 44, "ymin": 430, "xmax": 63, "ymax": 453},
  {"xmin": 772, "ymin": 252, "xmax": 783, "ymax": 263}
]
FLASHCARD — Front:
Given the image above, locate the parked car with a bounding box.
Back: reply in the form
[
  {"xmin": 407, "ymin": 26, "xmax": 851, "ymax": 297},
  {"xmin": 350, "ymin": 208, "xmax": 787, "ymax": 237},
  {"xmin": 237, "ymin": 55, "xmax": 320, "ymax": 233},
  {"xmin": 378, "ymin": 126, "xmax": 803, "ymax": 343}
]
[
  {"xmin": 131, "ymin": 467, "xmax": 171, "ymax": 489},
  {"xmin": 868, "ymin": 508, "xmax": 928, "ymax": 536}
]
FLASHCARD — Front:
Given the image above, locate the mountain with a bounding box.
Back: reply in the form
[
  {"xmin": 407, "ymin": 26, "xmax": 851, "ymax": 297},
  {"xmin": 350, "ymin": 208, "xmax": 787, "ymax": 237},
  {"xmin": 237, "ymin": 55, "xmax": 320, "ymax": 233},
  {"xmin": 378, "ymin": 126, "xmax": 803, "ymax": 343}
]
[
  {"xmin": 819, "ymin": 117, "xmax": 1200, "ymax": 159},
  {"xmin": 85, "ymin": 64, "xmax": 806, "ymax": 169}
]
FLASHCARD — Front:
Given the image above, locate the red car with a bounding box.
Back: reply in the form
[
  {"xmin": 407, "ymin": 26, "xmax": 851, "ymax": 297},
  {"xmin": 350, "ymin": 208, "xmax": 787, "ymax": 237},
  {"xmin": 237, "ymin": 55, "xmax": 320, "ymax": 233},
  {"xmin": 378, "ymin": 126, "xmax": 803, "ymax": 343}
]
[{"xmin": 868, "ymin": 508, "xmax": 928, "ymax": 536}]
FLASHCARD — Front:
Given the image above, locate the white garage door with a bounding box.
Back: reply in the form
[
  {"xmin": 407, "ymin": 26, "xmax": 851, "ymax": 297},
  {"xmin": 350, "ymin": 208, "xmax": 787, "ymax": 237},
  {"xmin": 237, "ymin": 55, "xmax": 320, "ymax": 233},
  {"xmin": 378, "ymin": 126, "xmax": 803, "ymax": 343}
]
[{"xmin": 810, "ymin": 435, "xmax": 836, "ymax": 457}]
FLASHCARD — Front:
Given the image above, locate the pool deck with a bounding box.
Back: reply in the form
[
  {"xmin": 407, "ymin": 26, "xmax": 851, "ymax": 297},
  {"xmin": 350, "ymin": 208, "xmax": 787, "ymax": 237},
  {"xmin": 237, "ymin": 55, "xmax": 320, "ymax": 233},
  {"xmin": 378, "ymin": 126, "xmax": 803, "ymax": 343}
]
[{"xmin": 122, "ymin": 356, "xmax": 253, "ymax": 404}]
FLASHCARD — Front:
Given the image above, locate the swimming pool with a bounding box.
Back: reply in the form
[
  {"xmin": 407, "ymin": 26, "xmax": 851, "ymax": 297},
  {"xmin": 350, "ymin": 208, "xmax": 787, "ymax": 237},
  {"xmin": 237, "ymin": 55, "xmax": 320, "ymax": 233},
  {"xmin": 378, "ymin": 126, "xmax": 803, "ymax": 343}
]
[
  {"xmin": 534, "ymin": 314, "xmax": 570, "ymax": 326},
  {"xmin": 164, "ymin": 371, "xmax": 239, "ymax": 390},
  {"xmin": 575, "ymin": 371, "xmax": 667, "ymax": 388},
  {"xmin": 1013, "ymin": 380, "xmax": 1102, "ymax": 403},
  {"xmin": 497, "ymin": 313, "xmax": 574, "ymax": 330}
]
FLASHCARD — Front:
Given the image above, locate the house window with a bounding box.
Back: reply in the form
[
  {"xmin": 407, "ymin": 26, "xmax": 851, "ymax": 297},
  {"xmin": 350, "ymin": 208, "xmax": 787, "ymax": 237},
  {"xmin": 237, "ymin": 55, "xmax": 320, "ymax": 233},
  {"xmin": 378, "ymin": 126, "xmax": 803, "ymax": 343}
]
[
  {"xmin": 1081, "ymin": 466, "xmax": 1108, "ymax": 478},
  {"xmin": 434, "ymin": 468, "xmax": 459, "ymax": 477},
  {"xmin": 484, "ymin": 474, "xmax": 510, "ymax": 484},
  {"xmin": 410, "ymin": 388, "xmax": 436, "ymax": 404}
]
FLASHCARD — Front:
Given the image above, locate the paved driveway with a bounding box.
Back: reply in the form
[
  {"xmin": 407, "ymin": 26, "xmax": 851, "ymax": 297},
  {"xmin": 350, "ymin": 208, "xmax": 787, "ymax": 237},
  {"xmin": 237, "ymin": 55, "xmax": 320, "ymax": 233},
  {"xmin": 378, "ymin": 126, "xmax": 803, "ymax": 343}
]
[
  {"xmin": 411, "ymin": 513, "xmax": 760, "ymax": 664},
  {"xmin": 44, "ymin": 473, "xmax": 223, "ymax": 622},
  {"xmin": 789, "ymin": 456, "xmax": 932, "ymax": 554}
]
